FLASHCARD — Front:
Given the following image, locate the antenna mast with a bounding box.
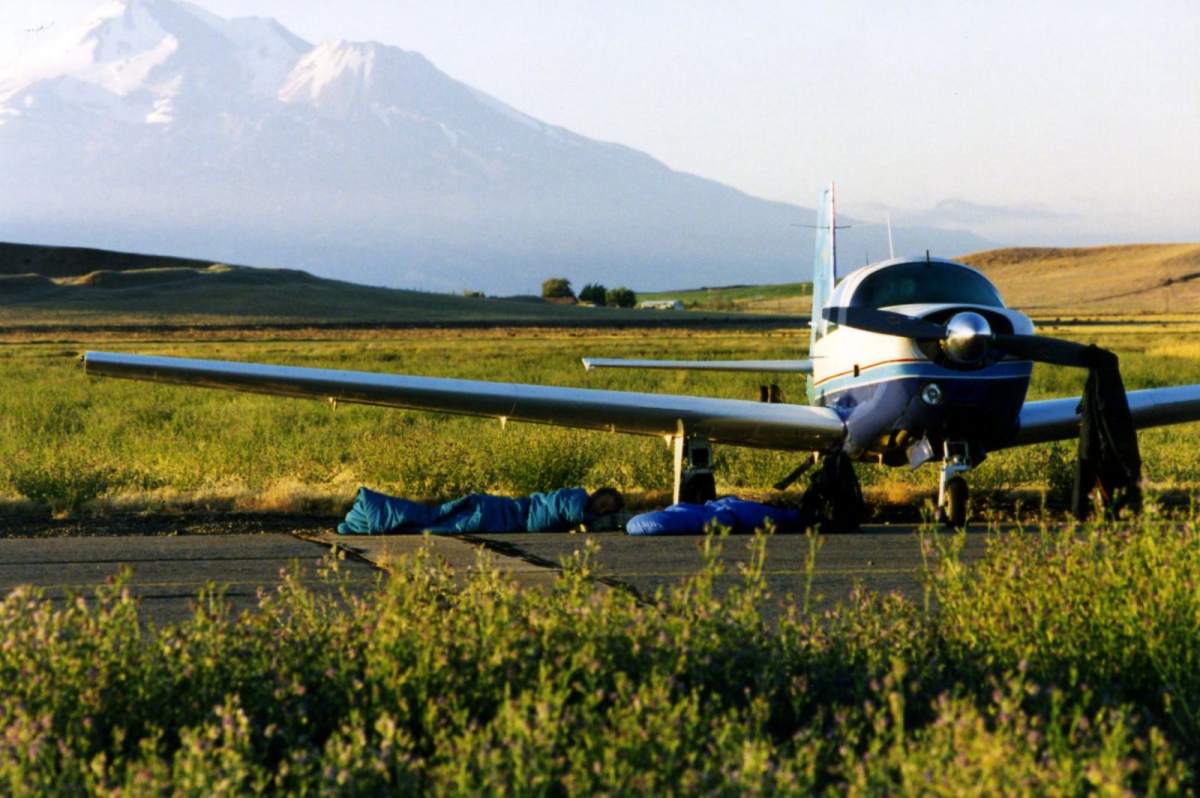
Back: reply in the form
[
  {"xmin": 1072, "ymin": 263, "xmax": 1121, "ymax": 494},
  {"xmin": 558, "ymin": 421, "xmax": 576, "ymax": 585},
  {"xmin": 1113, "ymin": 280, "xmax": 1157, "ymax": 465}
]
[{"xmin": 831, "ymin": 182, "xmax": 838, "ymax": 280}]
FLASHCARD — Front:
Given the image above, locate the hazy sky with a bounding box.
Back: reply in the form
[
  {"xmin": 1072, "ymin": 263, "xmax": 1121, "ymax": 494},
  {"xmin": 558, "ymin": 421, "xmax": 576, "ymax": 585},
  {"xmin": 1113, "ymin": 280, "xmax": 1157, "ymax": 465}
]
[{"xmin": 3, "ymin": 0, "xmax": 1198, "ymax": 244}]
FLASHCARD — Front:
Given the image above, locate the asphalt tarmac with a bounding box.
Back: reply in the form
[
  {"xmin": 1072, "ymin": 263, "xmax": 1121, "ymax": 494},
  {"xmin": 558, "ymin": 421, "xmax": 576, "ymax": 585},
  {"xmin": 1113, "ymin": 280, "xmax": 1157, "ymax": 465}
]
[
  {"xmin": 0, "ymin": 521, "xmax": 1000, "ymax": 626},
  {"xmin": 465, "ymin": 527, "xmax": 994, "ymax": 612},
  {"xmin": 0, "ymin": 533, "xmax": 381, "ymax": 625}
]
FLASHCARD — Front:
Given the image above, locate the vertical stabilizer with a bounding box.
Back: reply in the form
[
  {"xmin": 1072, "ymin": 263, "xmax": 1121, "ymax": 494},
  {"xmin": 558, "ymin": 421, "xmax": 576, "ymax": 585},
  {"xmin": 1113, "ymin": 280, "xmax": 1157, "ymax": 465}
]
[{"xmin": 809, "ymin": 183, "xmax": 837, "ymax": 350}]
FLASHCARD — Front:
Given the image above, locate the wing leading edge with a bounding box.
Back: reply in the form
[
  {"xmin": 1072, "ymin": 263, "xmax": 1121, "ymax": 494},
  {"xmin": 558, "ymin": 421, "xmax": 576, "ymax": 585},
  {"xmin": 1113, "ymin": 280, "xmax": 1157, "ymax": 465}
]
[
  {"xmin": 582, "ymin": 357, "xmax": 813, "ymax": 373},
  {"xmin": 1011, "ymin": 385, "xmax": 1200, "ymax": 447},
  {"xmin": 83, "ymin": 352, "xmax": 845, "ymax": 452}
]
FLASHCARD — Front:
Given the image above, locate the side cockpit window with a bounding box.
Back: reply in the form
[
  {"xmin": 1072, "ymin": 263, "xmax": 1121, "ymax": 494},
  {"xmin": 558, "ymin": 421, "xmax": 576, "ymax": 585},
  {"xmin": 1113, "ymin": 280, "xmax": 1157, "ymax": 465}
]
[{"xmin": 814, "ymin": 278, "xmax": 850, "ymax": 340}]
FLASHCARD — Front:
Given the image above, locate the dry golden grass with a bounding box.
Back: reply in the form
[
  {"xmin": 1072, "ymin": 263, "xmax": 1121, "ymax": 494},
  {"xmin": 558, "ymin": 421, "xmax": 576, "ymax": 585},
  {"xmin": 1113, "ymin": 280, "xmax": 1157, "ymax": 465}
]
[{"xmin": 962, "ymin": 243, "xmax": 1200, "ymax": 315}]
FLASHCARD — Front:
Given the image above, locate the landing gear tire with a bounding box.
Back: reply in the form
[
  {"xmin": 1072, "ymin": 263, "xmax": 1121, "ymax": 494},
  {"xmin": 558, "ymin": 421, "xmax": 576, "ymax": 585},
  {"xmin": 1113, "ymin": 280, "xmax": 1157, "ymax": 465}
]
[
  {"xmin": 680, "ymin": 471, "xmax": 716, "ymax": 504},
  {"xmin": 944, "ymin": 476, "xmax": 968, "ymax": 528}
]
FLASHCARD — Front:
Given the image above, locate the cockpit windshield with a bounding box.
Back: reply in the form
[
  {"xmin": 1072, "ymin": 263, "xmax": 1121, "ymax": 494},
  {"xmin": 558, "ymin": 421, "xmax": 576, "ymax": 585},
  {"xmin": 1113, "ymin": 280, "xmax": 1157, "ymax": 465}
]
[{"xmin": 850, "ymin": 261, "xmax": 1003, "ymax": 309}]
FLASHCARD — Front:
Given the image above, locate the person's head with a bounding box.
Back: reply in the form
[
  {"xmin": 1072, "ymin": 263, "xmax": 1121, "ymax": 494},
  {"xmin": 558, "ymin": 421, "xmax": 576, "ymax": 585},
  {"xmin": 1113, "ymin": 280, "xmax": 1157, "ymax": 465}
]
[{"xmin": 585, "ymin": 487, "xmax": 624, "ymax": 517}]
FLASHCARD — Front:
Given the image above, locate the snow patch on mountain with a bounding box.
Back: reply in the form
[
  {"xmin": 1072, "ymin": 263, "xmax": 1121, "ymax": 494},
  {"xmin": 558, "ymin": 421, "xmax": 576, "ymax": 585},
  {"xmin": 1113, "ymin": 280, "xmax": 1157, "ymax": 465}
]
[
  {"xmin": 277, "ymin": 39, "xmax": 375, "ymax": 112},
  {"xmin": 0, "ymin": 0, "xmax": 308, "ymax": 121},
  {"xmin": 279, "ymin": 39, "xmax": 465, "ymax": 126},
  {"xmin": 1, "ymin": 1, "xmax": 174, "ymax": 100}
]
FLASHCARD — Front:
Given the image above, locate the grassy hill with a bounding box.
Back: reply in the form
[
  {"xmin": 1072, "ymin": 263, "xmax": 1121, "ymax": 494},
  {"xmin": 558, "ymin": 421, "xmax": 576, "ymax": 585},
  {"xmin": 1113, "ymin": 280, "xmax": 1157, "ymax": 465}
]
[
  {"xmin": 6, "ymin": 241, "xmax": 1196, "ymax": 328},
  {"xmin": 0, "ymin": 242, "xmax": 218, "ymax": 279},
  {"xmin": 962, "ymin": 243, "xmax": 1200, "ymax": 315},
  {"xmin": 0, "ymin": 242, "xmax": 785, "ymax": 329},
  {"xmin": 642, "ymin": 244, "xmax": 1200, "ymax": 317}
]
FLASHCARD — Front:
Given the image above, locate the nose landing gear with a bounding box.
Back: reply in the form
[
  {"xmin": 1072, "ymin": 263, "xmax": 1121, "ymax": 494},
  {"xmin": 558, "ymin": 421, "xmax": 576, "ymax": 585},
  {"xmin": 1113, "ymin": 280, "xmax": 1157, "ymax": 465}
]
[{"xmin": 937, "ymin": 441, "xmax": 972, "ymax": 528}]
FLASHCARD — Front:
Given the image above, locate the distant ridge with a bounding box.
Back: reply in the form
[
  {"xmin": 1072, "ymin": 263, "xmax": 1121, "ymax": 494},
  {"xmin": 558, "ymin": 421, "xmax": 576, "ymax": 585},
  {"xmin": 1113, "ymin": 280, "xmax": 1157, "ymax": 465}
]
[
  {"xmin": 9, "ymin": 241, "xmax": 1191, "ymax": 328},
  {"xmin": 962, "ymin": 244, "xmax": 1200, "ymax": 314},
  {"xmin": 0, "ymin": 242, "xmax": 215, "ymax": 278},
  {"xmin": 0, "ymin": 241, "xmax": 793, "ymax": 329},
  {"xmin": 636, "ymin": 244, "xmax": 1200, "ymax": 316}
]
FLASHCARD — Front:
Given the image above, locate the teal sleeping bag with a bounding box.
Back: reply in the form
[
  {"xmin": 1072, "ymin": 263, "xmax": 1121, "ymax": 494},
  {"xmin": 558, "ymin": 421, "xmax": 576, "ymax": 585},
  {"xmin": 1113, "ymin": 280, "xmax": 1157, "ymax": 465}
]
[{"xmin": 338, "ymin": 486, "xmax": 589, "ymax": 535}]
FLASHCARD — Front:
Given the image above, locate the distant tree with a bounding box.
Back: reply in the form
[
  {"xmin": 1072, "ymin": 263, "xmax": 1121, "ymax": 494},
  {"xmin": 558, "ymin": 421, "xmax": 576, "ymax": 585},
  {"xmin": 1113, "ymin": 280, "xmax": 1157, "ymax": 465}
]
[
  {"xmin": 462, "ymin": 289, "xmax": 485, "ymax": 298},
  {"xmin": 606, "ymin": 286, "xmax": 637, "ymax": 308},
  {"xmin": 541, "ymin": 277, "xmax": 575, "ymax": 299},
  {"xmin": 579, "ymin": 283, "xmax": 607, "ymax": 305}
]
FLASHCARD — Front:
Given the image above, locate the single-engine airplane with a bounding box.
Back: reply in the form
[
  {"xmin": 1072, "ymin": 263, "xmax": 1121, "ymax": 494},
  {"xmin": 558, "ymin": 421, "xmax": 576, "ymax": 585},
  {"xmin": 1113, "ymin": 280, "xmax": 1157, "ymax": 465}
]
[{"xmin": 84, "ymin": 186, "xmax": 1200, "ymax": 526}]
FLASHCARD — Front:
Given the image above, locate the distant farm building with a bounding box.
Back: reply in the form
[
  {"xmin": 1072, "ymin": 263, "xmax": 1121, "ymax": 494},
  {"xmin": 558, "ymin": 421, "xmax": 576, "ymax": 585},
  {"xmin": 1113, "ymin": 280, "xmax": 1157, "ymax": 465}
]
[{"xmin": 638, "ymin": 299, "xmax": 685, "ymax": 310}]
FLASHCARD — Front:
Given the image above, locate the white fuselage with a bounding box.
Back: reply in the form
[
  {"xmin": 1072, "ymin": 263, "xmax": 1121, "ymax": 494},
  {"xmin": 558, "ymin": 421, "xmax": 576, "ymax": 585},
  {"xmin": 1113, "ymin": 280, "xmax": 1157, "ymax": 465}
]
[{"xmin": 807, "ymin": 259, "xmax": 1035, "ymax": 463}]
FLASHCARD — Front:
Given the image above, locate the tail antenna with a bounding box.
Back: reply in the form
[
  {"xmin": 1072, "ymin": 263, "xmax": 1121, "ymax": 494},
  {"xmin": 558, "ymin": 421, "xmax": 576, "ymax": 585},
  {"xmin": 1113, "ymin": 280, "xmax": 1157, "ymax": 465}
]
[{"xmin": 830, "ymin": 182, "xmax": 838, "ymax": 280}]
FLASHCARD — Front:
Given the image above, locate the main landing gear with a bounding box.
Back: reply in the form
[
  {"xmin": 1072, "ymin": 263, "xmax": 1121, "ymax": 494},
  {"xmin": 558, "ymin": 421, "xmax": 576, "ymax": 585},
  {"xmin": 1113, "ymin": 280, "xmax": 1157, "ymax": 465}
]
[
  {"xmin": 936, "ymin": 441, "xmax": 971, "ymax": 528},
  {"xmin": 670, "ymin": 429, "xmax": 717, "ymax": 504}
]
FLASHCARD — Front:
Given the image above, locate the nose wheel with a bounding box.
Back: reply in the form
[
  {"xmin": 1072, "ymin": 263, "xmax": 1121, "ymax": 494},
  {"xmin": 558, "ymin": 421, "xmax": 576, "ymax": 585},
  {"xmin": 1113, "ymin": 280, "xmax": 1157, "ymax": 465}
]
[
  {"xmin": 939, "ymin": 476, "xmax": 968, "ymax": 528},
  {"xmin": 936, "ymin": 442, "xmax": 971, "ymax": 528}
]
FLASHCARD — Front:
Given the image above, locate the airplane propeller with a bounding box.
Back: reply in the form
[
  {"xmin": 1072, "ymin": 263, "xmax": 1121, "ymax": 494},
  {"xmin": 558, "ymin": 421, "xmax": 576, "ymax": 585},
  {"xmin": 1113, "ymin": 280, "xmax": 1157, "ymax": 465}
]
[{"xmin": 821, "ymin": 306, "xmax": 1100, "ymax": 368}]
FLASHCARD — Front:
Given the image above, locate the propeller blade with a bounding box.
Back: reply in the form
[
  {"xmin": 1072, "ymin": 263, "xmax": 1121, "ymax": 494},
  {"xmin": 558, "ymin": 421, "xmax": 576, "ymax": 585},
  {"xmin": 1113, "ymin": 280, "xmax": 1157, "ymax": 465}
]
[
  {"xmin": 991, "ymin": 334, "xmax": 1095, "ymax": 367},
  {"xmin": 822, "ymin": 306, "xmax": 1104, "ymax": 370},
  {"xmin": 821, "ymin": 306, "xmax": 946, "ymax": 341}
]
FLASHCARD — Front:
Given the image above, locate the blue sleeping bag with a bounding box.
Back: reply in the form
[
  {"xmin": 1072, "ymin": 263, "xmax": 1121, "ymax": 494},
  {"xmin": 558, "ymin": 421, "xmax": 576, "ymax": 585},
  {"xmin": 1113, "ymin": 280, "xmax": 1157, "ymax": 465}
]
[
  {"xmin": 626, "ymin": 497, "xmax": 805, "ymax": 536},
  {"xmin": 338, "ymin": 486, "xmax": 589, "ymax": 535}
]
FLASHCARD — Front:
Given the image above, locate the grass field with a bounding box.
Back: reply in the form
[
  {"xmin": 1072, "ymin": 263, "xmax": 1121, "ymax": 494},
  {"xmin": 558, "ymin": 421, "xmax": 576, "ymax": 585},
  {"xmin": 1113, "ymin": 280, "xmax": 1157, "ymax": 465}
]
[
  {"xmin": 3, "ymin": 313, "xmax": 1200, "ymax": 790},
  {"xmin": 2, "ymin": 321, "xmax": 1200, "ymax": 517},
  {"xmin": 640, "ymin": 282, "xmax": 813, "ymax": 314}
]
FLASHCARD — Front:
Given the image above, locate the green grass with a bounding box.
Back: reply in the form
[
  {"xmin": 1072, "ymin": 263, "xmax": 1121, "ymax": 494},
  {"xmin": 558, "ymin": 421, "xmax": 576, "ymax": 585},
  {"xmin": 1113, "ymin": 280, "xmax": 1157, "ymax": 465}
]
[
  {"xmin": 2, "ymin": 322, "xmax": 1200, "ymax": 516},
  {"xmin": 1, "ymin": 311, "xmax": 1199, "ymax": 791},
  {"xmin": 0, "ymin": 521, "xmax": 1195, "ymax": 793}
]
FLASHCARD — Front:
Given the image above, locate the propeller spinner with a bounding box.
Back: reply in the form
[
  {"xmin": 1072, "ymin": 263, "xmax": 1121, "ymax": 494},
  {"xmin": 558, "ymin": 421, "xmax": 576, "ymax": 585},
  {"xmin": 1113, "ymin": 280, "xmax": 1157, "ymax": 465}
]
[{"xmin": 942, "ymin": 311, "xmax": 992, "ymax": 365}]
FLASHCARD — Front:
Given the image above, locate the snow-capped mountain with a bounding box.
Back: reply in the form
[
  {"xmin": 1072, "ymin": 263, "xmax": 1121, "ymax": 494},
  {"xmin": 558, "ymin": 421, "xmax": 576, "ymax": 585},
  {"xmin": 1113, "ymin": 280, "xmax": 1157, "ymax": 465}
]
[
  {"xmin": 1, "ymin": 0, "xmax": 307, "ymax": 121},
  {"xmin": 0, "ymin": 0, "xmax": 990, "ymax": 292}
]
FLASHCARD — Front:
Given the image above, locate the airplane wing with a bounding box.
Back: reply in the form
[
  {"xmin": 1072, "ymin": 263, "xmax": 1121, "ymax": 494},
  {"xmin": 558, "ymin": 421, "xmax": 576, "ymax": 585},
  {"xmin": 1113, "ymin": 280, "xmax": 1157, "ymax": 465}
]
[
  {"xmin": 1010, "ymin": 385, "xmax": 1200, "ymax": 447},
  {"xmin": 582, "ymin": 357, "xmax": 813, "ymax": 373},
  {"xmin": 83, "ymin": 352, "xmax": 845, "ymax": 451}
]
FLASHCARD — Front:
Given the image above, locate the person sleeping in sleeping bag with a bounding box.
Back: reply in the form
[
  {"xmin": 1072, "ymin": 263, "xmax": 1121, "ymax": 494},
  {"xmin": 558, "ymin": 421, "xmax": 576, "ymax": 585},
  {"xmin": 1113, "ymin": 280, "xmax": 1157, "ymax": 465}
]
[{"xmin": 338, "ymin": 486, "xmax": 624, "ymax": 535}]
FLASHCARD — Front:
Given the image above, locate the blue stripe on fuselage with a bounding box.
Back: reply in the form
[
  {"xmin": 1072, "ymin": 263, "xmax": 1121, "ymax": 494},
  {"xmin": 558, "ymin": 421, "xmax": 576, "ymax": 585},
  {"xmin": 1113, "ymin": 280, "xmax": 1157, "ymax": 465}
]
[
  {"xmin": 814, "ymin": 359, "xmax": 1032, "ymax": 398},
  {"xmin": 816, "ymin": 361, "xmax": 1033, "ymax": 456}
]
